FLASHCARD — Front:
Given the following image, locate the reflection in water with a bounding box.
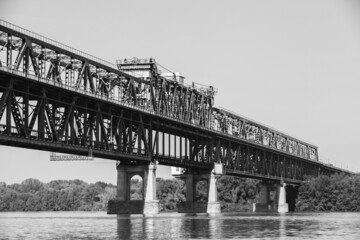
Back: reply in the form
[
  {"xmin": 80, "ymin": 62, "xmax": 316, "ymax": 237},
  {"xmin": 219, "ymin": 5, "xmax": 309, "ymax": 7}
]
[
  {"xmin": 116, "ymin": 213, "xmax": 323, "ymax": 239},
  {"xmin": 117, "ymin": 214, "xmax": 185, "ymax": 239},
  {"xmin": 145, "ymin": 217, "xmax": 155, "ymax": 239},
  {"xmin": 1, "ymin": 212, "xmax": 360, "ymax": 239},
  {"xmin": 209, "ymin": 217, "xmax": 222, "ymax": 239},
  {"xmin": 279, "ymin": 214, "xmax": 286, "ymax": 238},
  {"xmin": 117, "ymin": 217, "xmax": 134, "ymax": 239}
]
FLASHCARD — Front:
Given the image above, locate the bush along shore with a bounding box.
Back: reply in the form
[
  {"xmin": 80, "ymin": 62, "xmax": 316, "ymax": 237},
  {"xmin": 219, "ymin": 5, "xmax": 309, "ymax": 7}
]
[{"xmin": 1, "ymin": 173, "xmax": 359, "ymax": 212}]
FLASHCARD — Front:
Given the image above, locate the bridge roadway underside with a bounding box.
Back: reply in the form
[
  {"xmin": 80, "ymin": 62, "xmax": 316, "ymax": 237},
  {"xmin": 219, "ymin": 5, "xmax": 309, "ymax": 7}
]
[{"xmin": 0, "ymin": 69, "xmax": 341, "ymax": 183}]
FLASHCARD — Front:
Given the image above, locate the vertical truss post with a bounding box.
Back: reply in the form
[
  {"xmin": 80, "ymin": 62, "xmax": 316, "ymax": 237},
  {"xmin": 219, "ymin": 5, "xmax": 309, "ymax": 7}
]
[
  {"xmin": 6, "ymin": 86, "xmax": 11, "ymax": 135},
  {"xmin": 168, "ymin": 132, "xmax": 171, "ymax": 158},
  {"xmin": 156, "ymin": 120, "xmax": 159, "ymax": 157},
  {"xmin": 24, "ymin": 81, "xmax": 29, "ymax": 137},
  {"xmin": 246, "ymin": 146, "xmax": 250, "ymax": 172},
  {"xmin": 117, "ymin": 111, "xmax": 123, "ymax": 152},
  {"xmin": 148, "ymin": 117, "xmax": 152, "ymax": 159},
  {"xmin": 69, "ymin": 108, "xmax": 75, "ymax": 144},
  {"xmin": 6, "ymin": 33, "xmax": 12, "ymax": 67},
  {"xmin": 208, "ymin": 138, "xmax": 213, "ymax": 163},
  {"xmin": 162, "ymin": 128, "xmax": 165, "ymax": 157},
  {"xmin": 95, "ymin": 105, "xmax": 100, "ymax": 149},
  {"xmin": 82, "ymin": 101, "xmax": 88, "ymax": 146},
  {"xmin": 39, "ymin": 47, "xmax": 45, "ymax": 77},
  {"xmin": 38, "ymin": 96, "xmax": 45, "ymax": 140},
  {"xmin": 180, "ymin": 135, "xmax": 182, "ymax": 161},
  {"xmin": 137, "ymin": 116, "xmax": 142, "ymax": 154},
  {"xmin": 174, "ymin": 135, "xmax": 177, "ymax": 159},
  {"xmin": 23, "ymin": 42, "xmax": 30, "ymax": 74},
  {"xmin": 128, "ymin": 113, "xmax": 132, "ymax": 153},
  {"xmin": 227, "ymin": 141, "xmax": 231, "ymax": 167},
  {"xmin": 185, "ymin": 137, "xmax": 188, "ymax": 161}
]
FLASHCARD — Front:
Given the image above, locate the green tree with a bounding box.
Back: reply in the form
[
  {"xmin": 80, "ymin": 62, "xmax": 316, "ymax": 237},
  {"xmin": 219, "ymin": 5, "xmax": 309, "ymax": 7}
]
[
  {"xmin": 296, "ymin": 173, "xmax": 360, "ymax": 212},
  {"xmin": 130, "ymin": 178, "xmax": 143, "ymax": 200},
  {"xmin": 156, "ymin": 178, "xmax": 185, "ymax": 211}
]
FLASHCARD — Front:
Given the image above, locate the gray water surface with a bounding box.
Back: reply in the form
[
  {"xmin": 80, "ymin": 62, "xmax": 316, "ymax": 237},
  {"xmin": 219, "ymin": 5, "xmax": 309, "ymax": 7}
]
[{"xmin": 1, "ymin": 211, "xmax": 360, "ymax": 239}]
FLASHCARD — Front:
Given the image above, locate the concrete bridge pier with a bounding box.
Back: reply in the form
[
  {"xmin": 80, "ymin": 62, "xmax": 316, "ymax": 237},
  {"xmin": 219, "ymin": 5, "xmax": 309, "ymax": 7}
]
[
  {"xmin": 107, "ymin": 162, "xmax": 160, "ymax": 216},
  {"xmin": 277, "ymin": 181, "xmax": 289, "ymax": 213},
  {"xmin": 253, "ymin": 181, "xmax": 288, "ymax": 213},
  {"xmin": 253, "ymin": 182, "xmax": 271, "ymax": 212},
  {"xmin": 177, "ymin": 168, "xmax": 222, "ymax": 214}
]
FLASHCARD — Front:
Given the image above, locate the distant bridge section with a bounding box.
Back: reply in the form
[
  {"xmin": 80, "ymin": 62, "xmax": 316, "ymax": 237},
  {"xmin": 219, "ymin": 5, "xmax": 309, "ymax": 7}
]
[
  {"xmin": 212, "ymin": 107, "xmax": 318, "ymax": 160},
  {"xmin": 0, "ymin": 19, "xmax": 352, "ymax": 184}
]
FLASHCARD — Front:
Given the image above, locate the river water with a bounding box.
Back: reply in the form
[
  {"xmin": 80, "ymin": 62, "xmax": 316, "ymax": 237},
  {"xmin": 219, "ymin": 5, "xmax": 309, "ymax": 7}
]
[{"xmin": 1, "ymin": 211, "xmax": 360, "ymax": 239}]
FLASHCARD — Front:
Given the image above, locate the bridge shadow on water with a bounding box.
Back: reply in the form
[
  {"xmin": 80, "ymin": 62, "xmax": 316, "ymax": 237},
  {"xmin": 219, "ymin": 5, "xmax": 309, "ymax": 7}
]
[{"xmin": 115, "ymin": 212, "xmax": 314, "ymax": 239}]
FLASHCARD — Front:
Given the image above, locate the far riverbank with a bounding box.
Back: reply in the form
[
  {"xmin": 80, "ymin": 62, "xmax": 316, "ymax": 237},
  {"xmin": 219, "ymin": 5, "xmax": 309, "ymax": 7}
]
[{"xmin": 1, "ymin": 173, "xmax": 359, "ymax": 213}]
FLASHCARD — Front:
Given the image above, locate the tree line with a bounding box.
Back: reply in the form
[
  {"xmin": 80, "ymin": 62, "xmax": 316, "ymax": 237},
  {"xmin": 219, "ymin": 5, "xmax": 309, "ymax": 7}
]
[
  {"xmin": 0, "ymin": 179, "xmax": 116, "ymax": 211},
  {"xmin": 0, "ymin": 176, "xmax": 259, "ymax": 212},
  {"xmin": 296, "ymin": 173, "xmax": 360, "ymax": 211},
  {"xmin": 156, "ymin": 176, "xmax": 259, "ymax": 211},
  {"xmin": 2, "ymin": 173, "xmax": 358, "ymax": 212}
]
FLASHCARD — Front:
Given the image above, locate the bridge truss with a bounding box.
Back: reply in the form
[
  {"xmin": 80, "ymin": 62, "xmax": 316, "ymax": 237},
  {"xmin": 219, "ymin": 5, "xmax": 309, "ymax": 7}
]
[{"xmin": 0, "ymin": 19, "xmax": 350, "ymax": 184}]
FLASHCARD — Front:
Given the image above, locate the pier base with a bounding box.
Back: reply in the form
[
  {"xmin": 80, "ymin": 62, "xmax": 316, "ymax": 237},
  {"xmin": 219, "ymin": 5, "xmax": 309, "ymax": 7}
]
[
  {"xmin": 253, "ymin": 181, "xmax": 289, "ymax": 213},
  {"xmin": 177, "ymin": 201, "xmax": 221, "ymax": 214},
  {"xmin": 177, "ymin": 169, "xmax": 222, "ymax": 214},
  {"xmin": 107, "ymin": 200, "xmax": 160, "ymax": 215}
]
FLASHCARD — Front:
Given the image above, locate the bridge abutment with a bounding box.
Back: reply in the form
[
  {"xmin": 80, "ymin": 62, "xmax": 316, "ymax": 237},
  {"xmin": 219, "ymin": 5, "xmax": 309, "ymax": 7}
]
[
  {"xmin": 253, "ymin": 181, "xmax": 289, "ymax": 213},
  {"xmin": 107, "ymin": 162, "xmax": 160, "ymax": 216},
  {"xmin": 177, "ymin": 169, "xmax": 221, "ymax": 214}
]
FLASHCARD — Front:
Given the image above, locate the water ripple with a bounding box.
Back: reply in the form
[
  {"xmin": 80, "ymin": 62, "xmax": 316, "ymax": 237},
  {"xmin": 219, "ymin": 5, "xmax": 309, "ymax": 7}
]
[{"xmin": 0, "ymin": 212, "xmax": 360, "ymax": 239}]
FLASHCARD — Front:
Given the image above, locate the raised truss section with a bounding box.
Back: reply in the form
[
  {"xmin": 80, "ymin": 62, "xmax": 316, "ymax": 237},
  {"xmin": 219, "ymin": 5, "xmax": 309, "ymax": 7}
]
[{"xmin": 117, "ymin": 57, "xmax": 215, "ymax": 127}]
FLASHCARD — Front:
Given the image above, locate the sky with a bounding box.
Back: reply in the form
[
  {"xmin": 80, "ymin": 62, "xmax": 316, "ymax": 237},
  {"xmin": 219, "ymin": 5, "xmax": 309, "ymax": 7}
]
[{"xmin": 0, "ymin": 0, "xmax": 359, "ymax": 184}]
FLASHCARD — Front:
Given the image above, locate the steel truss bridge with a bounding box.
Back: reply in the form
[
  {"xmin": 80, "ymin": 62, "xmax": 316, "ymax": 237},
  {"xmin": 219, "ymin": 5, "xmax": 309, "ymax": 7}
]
[{"xmin": 0, "ymin": 19, "xmax": 351, "ymax": 184}]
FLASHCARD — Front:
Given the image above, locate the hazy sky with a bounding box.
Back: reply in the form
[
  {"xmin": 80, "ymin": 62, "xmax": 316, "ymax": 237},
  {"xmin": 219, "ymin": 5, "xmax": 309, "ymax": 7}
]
[{"xmin": 0, "ymin": 0, "xmax": 359, "ymax": 184}]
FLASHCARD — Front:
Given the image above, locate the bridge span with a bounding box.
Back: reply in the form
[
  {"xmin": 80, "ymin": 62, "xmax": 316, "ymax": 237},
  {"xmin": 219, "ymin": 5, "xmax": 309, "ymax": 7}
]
[{"xmin": 0, "ymin": 19, "xmax": 352, "ymax": 215}]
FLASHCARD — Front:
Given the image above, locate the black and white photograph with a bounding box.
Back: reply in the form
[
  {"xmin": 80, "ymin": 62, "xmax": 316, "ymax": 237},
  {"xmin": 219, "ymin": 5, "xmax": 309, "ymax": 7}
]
[{"xmin": 0, "ymin": 0, "xmax": 360, "ymax": 239}]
